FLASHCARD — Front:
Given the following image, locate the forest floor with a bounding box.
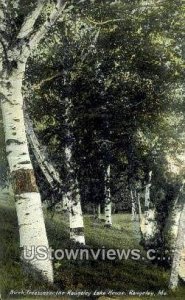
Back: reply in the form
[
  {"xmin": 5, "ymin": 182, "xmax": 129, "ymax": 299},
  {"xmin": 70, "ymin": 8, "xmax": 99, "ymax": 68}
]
[{"xmin": 0, "ymin": 191, "xmax": 185, "ymax": 300}]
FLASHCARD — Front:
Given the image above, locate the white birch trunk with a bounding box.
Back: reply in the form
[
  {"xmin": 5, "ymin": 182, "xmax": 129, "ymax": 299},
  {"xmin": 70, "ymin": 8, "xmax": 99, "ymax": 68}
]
[
  {"xmin": 62, "ymin": 193, "xmax": 69, "ymax": 212},
  {"xmin": 165, "ymin": 184, "xmax": 184, "ymax": 250},
  {"xmin": 167, "ymin": 205, "xmax": 182, "ymax": 250},
  {"xmin": 137, "ymin": 192, "xmax": 142, "ymax": 222},
  {"xmin": 140, "ymin": 171, "xmax": 158, "ymax": 243},
  {"xmin": 0, "ymin": 0, "xmax": 68, "ymax": 284},
  {"xmin": 69, "ymin": 192, "xmax": 85, "ymax": 244},
  {"xmin": 144, "ymin": 171, "xmax": 152, "ymax": 207},
  {"xmin": 169, "ymin": 197, "xmax": 185, "ymax": 289},
  {"xmin": 64, "ymin": 146, "xmax": 85, "ymax": 245},
  {"xmin": 104, "ymin": 165, "xmax": 112, "ymax": 227},
  {"xmin": 0, "ymin": 66, "xmax": 53, "ymax": 282},
  {"xmin": 97, "ymin": 203, "xmax": 101, "ymax": 219},
  {"xmin": 140, "ymin": 208, "xmax": 158, "ymax": 242},
  {"xmin": 130, "ymin": 189, "xmax": 137, "ymax": 221},
  {"xmin": 62, "ymin": 95, "xmax": 85, "ymax": 244}
]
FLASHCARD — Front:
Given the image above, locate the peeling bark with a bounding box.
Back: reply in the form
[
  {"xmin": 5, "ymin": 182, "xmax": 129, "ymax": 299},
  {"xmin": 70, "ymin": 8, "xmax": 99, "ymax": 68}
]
[{"xmin": 12, "ymin": 169, "xmax": 38, "ymax": 195}]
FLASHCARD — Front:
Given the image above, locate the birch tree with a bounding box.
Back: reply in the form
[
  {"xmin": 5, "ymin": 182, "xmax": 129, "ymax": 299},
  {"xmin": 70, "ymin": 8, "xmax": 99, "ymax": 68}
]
[
  {"xmin": 104, "ymin": 164, "xmax": 112, "ymax": 227},
  {"xmin": 63, "ymin": 97, "xmax": 85, "ymax": 244},
  {"xmin": 140, "ymin": 171, "xmax": 158, "ymax": 245},
  {"xmin": 0, "ymin": 0, "xmax": 67, "ymax": 282},
  {"xmin": 130, "ymin": 187, "xmax": 138, "ymax": 222},
  {"xmin": 169, "ymin": 183, "xmax": 185, "ymax": 289},
  {"xmin": 96, "ymin": 203, "xmax": 101, "ymax": 219},
  {"xmin": 165, "ymin": 183, "xmax": 184, "ymax": 250}
]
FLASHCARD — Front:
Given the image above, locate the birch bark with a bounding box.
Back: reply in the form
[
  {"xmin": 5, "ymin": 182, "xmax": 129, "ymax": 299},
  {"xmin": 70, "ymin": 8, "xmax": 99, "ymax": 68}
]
[
  {"xmin": 0, "ymin": 0, "xmax": 67, "ymax": 282},
  {"xmin": 165, "ymin": 183, "xmax": 184, "ymax": 250},
  {"xmin": 65, "ymin": 146, "xmax": 85, "ymax": 244},
  {"xmin": 140, "ymin": 171, "xmax": 158, "ymax": 244},
  {"xmin": 169, "ymin": 190, "xmax": 185, "ymax": 289},
  {"xmin": 97, "ymin": 203, "xmax": 101, "ymax": 219},
  {"xmin": 130, "ymin": 188, "xmax": 137, "ymax": 221},
  {"xmin": 0, "ymin": 65, "xmax": 53, "ymax": 282},
  {"xmin": 137, "ymin": 192, "xmax": 142, "ymax": 222},
  {"xmin": 104, "ymin": 165, "xmax": 112, "ymax": 227},
  {"xmin": 63, "ymin": 97, "xmax": 85, "ymax": 244}
]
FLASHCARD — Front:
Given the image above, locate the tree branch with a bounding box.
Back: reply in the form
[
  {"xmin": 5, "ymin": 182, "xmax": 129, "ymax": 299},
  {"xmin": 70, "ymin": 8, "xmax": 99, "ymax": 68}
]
[
  {"xmin": 28, "ymin": 0, "xmax": 67, "ymax": 53},
  {"xmin": 0, "ymin": 0, "xmax": 8, "ymax": 71},
  {"xmin": 25, "ymin": 110, "xmax": 62, "ymax": 186},
  {"xmin": 86, "ymin": 17, "xmax": 125, "ymax": 26},
  {"xmin": 0, "ymin": 38, "xmax": 8, "ymax": 63},
  {"xmin": 17, "ymin": 0, "xmax": 48, "ymax": 39},
  {"xmin": 0, "ymin": 0, "xmax": 7, "ymax": 36},
  {"xmin": 33, "ymin": 72, "xmax": 63, "ymax": 90}
]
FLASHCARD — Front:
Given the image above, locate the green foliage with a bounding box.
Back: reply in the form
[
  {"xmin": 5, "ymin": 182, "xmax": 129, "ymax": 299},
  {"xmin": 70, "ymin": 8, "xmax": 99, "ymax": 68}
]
[{"xmin": 25, "ymin": 0, "xmax": 184, "ymax": 238}]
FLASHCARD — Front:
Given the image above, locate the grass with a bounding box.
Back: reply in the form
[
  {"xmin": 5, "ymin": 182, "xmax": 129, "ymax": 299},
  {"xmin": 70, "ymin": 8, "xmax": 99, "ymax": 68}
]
[{"xmin": 0, "ymin": 196, "xmax": 185, "ymax": 300}]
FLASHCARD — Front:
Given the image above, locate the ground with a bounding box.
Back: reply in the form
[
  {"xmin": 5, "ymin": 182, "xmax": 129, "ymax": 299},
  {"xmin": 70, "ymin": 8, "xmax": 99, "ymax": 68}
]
[{"xmin": 0, "ymin": 190, "xmax": 185, "ymax": 300}]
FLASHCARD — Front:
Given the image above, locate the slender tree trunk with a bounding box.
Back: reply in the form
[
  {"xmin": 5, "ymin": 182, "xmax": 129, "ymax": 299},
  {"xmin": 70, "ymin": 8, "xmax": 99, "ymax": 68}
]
[
  {"xmin": 144, "ymin": 171, "xmax": 152, "ymax": 207},
  {"xmin": 62, "ymin": 194, "xmax": 69, "ymax": 212},
  {"xmin": 97, "ymin": 203, "xmax": 101, "ymax": 219},
  {"xmin": 64, "ymin": 146, "xmax": 85, "ymax": 244},
  {"xmin": 169, "ymin": 193, "xmax": 185, "ymax": 289},
  {"xmin": 25, "ymin": 113, "xmax": 61, "ymax": 187},
  {"xmin": 104, "ymin": 165, "xmax": 112, "ymax": 227},
  {"xmin": 167, "ymin": 205, "xmax": 182, "ymax": 250},
  {"xmin": 165, "ymin": 183, "xmax": 184, "ymax": 249},
  {"xmin": 137, "ymin": 192, "xmax": 142, "ymax": 223},
  {"xmin": 140, "ymin": 208, "xmax": 158, "ymax": 243},
  {"xmin": 93, "ymin": 203, "xmax": 96, "ymax": 217},
  {"xmin": 25, "ymin": 112, "xmax": 63, "ymax": 211},
  {"xmin": 140, "ymin": 171, "xmax": 158, "ymax": 245},
  {"xmin": 0, "ymin": 67, "xmax": 53, "ymax": 282},
  {"xmin": 63, "ymin": 96, "xmax": 85, "ymax": 244},
  {"xmin": 130, "ymin": 189, "xmax": 137, "ymax": 221},
  {"xmin": 69, "ymin": 191, "xmax": 85, "ymax": 244}
]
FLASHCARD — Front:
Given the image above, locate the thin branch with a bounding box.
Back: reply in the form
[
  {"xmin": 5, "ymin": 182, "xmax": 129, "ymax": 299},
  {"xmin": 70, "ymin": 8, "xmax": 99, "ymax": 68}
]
[
  {"xmin": 85, "ymin": 1, "xmax": 172, "ymax": 26},
  {"xmin": 0, "ymin": 0, "xmax": 7, "ymax": 37},
  {"xmin": 0, "ymin": 38, "xmax": 8, "ymax": 62},
  {"xmin": 86, "ymin": 17, "xmax": 125, "ymax": 26},
  {"xmin": 33, "ymin": 72, "xmax": 63, "ymax": 90},
  {"xmin": 17, "ymin": 0, "xmax": 47, "ymax": 39}
]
